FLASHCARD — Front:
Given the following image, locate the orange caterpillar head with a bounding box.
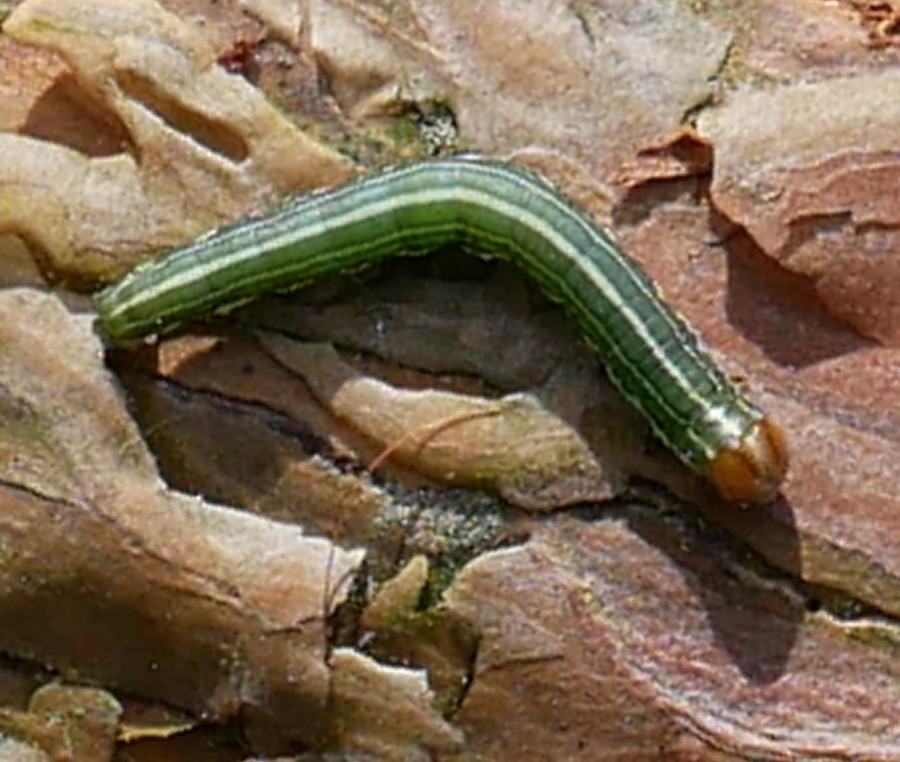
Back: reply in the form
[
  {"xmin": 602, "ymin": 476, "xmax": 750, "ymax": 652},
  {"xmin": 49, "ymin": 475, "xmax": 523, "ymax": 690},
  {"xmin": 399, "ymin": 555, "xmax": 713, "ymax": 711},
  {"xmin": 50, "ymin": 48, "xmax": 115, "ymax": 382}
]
[{"xmin": 706, "ymin": 417, "xmax": 789, "ymax": 504}]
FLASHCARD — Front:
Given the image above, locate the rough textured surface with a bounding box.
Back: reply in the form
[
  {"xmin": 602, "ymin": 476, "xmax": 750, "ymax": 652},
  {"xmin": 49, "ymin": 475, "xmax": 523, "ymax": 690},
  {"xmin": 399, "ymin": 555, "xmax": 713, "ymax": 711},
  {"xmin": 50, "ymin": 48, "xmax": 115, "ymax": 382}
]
[
  {"xmin": 0, "ymin": 289, "xmax": 366, "ymax": 752},
  {"xmin": 1, "ymin": 0, "xmax": 899, "ymax": 759},
  {"xmin": 0, "ymin": 685, "xmax": 122, "ymax": 762},
  {"xmin": 699, "ymin": 70, "xmax": 900, "ymax": 344},
  {"xmin": 444, "ymin": 512, "xmax": 900, "ymax": 761},
  {"xmin": 0, "ymin": 0, "xmax": 353, "ymax": 284},
  {"xmin": 415, "ymin": 0, "xmax": 731, "ymax": 177}
]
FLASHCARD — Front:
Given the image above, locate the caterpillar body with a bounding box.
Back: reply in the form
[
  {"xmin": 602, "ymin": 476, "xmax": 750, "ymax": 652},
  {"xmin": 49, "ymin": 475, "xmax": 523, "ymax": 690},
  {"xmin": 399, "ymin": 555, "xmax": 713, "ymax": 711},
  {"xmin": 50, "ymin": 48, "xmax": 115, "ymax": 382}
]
[{"xmin": 95, "ymin": 157, "xmax": 788, "ymax": 503}]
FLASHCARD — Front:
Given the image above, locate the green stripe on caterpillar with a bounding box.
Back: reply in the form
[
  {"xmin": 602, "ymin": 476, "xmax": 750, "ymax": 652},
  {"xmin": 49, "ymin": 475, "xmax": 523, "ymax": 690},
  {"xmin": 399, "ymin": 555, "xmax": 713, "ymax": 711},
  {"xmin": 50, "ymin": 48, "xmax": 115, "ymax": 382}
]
[{"xmin": 95, "ymin": 156, "xmax": 788, "ymax": 503}]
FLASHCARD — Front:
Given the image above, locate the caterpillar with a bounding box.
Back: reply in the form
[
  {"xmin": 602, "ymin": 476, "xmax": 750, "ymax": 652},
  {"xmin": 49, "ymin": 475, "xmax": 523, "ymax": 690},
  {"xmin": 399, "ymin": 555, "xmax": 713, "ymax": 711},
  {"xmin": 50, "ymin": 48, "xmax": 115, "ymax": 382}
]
[{"xmin": 95, "ymin": 156, "xmax": 788, "ymax": 503}]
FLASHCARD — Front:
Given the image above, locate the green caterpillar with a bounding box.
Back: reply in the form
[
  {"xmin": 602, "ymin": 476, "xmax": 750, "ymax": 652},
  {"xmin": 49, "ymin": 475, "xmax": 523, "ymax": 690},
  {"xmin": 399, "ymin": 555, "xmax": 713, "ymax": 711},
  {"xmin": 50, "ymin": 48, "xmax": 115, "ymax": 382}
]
[{"xmin": 95, "ymin": 156, "xmax": 787, "ymax": 503}]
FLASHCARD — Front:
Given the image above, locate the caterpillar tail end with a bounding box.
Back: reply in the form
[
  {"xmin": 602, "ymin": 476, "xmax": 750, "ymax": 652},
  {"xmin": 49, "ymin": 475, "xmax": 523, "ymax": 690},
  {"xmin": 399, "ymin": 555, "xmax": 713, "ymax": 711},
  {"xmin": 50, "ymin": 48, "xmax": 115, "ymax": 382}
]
[{"xmin": 707, "ymin": 417, "xmax": 789, "ymax": 505}]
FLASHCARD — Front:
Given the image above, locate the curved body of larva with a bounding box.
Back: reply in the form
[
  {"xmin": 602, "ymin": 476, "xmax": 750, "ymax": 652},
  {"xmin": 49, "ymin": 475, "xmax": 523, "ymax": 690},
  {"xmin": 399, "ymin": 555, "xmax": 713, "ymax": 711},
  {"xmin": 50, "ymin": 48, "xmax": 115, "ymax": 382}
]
[{"xmin": 95, "ymin": 157, "xmax": 787, "ymax": 503}]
